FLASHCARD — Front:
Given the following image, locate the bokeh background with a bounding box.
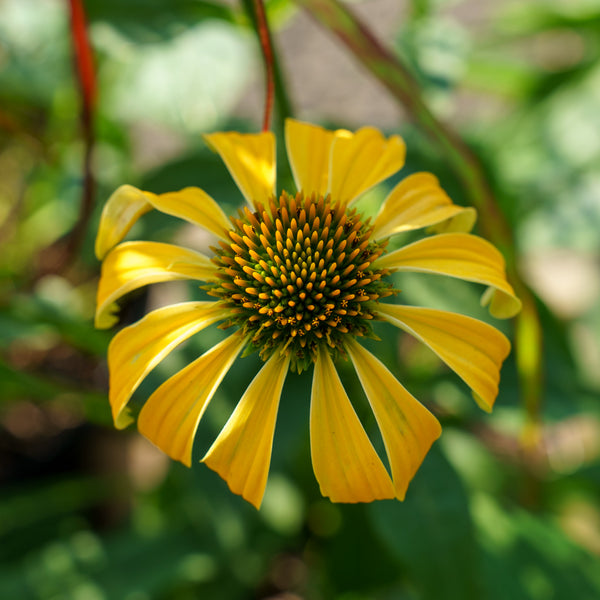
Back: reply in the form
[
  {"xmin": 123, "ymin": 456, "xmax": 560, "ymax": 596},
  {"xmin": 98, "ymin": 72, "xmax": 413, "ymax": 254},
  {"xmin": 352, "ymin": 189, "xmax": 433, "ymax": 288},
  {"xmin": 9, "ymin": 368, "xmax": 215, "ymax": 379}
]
[{"xmin": 1, "ymin": 0, "xmax": 600, "ymax": 598}]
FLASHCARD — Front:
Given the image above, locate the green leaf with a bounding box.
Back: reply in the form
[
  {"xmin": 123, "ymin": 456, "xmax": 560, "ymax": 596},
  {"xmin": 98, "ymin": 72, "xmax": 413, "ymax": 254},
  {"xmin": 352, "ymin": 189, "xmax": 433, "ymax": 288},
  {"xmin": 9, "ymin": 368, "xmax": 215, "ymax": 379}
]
[
  {"xmin": 475, "ymin": 496, "xmax": 600, "ymax": 600},
  {"xmin": 318, "ymin": 504, "xmax": 400, "ymax": 595},
  {"xmin": 368, "ymin": 446, "xmax": 483, "ymax": 600},
  {"xmin": 85, "ymin": 0, "xmax": 237, "ymax": 43}
]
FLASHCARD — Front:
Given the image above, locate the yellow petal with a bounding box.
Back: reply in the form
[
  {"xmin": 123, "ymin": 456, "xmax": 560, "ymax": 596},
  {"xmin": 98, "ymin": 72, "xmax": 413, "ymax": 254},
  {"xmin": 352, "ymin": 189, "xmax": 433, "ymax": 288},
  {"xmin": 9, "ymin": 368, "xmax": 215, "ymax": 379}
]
[
  {"xmin": 329, "ymin": 127, "xmax": 406, "ymax": 205},
  {"xmin": 345, "ymin": 339, "xmax": 442, "ymax": 500},
  {"xmin": 285, "ymin": 119, "xmax": 335, "ymax": 197},
  {"xmin": 374, "ymin": 233, "xmax": 522, "ymax": 319},
  {"xmin": 148, "ymin": 187, "xmax": 231, "ymax": 241},
  {"xmin": 96, "ymin": 241, "xmax": 217, "ymax": 329},
  {"xmin": 372, "ymin": 172, "xmax": 476, "ymax": 240},
  {"xmin": 108, "ymin": 302, "xmax": 227, "ymax": 429},
  {"xmin": 95, "ymin": 185, "xmax": 230, "ymax": 260},
  {"xmin": 202, "ymin": 351, "xmax": 290, "ymax": 509},
  {"xmin": 204, "ymin": 131, "xmax": 276, "ymax": 207},
  {"xmin": 138, "ymin": 332, "xmax": 246, "ymax": 467},
  {"xmin": 95, "ymin": 185, "xmax": 154, "ymax": 260},
  {"xmin": 377, "ymin": 304, "xmax": 511, "ymax": 412},
  {"xmin": 310, "ymin": 347, "xmax": 395, "ymax": 503}
]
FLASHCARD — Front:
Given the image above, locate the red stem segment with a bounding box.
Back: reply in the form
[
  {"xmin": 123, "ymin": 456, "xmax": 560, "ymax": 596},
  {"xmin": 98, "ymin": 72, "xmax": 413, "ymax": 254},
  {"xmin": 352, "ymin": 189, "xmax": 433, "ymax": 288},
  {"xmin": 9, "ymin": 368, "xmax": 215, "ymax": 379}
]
[
  {"xmin": 253, "ymin": 0, "xmax": 275, "ymax": 131},
  {"xmin": 69, "ymin": 0, "xmax": 97, "ymax": 116},
  {"xmin": 66, "ymin": 0, "xmax": 96, "ymax": 262}
]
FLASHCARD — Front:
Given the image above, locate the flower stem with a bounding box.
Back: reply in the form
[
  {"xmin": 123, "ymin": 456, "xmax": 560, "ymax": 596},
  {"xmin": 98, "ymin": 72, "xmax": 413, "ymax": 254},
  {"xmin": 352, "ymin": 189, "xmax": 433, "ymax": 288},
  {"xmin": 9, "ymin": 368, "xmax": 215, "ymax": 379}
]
[
  {"xmin": 242, "ymin": 0, "xmax": 293, "ymax": 132},
  {"xmin": 253, "ymin": 0, "xmax": 275, "ymax": 131},
  {"xmin": 32, "ymin": 0, "xmax": 97, "ymax": 280},
  {"xmin": 69, "ymin": 0, "xmax": 96, "ymax": 119},
  {"xmin": 59, "ymin": 0, "xmax": 97, "ymax": 271},
  {"xmin": 295, "ymin": 0, "xmax": 543, "ymax": 467},
  {"xmin": 32, "ymin": 0, "xmax": 96, "ymax": 280}
]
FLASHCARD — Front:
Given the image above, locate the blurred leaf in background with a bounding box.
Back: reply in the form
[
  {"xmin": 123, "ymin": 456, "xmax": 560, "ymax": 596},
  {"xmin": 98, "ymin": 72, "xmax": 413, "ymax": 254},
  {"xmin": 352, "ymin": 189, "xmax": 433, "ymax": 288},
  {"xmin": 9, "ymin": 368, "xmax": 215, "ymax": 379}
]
[{"xmin": 1, "ymin": 0, "xmax": 599, "ymax": 598}]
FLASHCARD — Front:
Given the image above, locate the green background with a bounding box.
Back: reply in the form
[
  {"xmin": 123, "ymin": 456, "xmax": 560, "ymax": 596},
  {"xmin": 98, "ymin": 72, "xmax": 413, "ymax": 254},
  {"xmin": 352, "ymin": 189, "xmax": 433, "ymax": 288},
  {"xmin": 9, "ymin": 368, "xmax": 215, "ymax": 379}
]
[{"xmin": 1, "ymin": 0, "xmax": 599, "ymax": 598}]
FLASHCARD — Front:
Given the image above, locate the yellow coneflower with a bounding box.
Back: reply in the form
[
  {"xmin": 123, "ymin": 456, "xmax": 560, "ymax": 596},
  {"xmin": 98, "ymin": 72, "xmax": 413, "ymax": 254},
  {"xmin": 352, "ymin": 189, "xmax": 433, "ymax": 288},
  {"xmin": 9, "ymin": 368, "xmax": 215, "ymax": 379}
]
[{"xmin": 95, "ymin": 119, "xmax": 521, "ymax": 508}]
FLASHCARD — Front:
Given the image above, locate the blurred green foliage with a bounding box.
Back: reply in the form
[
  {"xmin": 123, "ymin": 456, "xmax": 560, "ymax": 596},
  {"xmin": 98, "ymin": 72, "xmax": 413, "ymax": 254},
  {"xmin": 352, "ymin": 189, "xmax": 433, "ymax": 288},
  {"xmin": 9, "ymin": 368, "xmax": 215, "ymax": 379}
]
[{"xmin": 1, "ymin": 0, "xmax": 599, "ymax": 598}]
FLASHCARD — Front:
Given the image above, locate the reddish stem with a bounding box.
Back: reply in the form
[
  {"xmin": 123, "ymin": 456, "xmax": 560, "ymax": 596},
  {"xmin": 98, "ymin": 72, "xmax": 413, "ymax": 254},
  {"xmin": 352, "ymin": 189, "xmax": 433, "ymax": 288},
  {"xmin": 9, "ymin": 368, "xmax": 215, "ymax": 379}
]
[
  {"xmin": 32, "ymin": 0, "xmax": 97, "ymax": 280},
  {"xmin": 69, "ymin": 0, "xmax": 96, "ymax": 116},
  {"xmin": 253, "ymin": 0, "xmax": 275, "ymax": 131},
  {"xmin": 65, "ymin": 0, "xmax": 96, "ymax": 263}
]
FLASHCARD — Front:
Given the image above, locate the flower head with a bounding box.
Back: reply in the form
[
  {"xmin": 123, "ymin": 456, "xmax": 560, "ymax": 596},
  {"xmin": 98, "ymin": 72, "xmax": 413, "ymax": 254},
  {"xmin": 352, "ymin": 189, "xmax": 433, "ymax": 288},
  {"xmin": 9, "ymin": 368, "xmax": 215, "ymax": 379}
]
[{"xmin": 95, "ymin": 120, "xmax": 521, "ymax": 508}]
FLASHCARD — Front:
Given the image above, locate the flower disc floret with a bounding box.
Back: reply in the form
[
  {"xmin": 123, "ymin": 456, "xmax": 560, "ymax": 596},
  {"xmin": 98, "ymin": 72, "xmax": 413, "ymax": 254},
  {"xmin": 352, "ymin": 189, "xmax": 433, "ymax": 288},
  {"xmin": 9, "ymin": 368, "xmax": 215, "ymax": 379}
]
[{"xmin": 207, "ymin": 191, "xmax": 393, "ymax": 372}]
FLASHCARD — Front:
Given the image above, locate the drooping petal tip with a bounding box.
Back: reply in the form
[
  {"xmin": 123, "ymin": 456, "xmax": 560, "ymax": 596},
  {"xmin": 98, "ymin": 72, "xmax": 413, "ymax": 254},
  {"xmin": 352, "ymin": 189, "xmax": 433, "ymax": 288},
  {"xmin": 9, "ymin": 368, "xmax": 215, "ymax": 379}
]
[
  {"xmin": 310, "ymin": 347, "xmax": 395, "ymax": 503},
  {"xmin": 95, "ymin": 184, "xmax": 232, "ymax": 265},
  {"xmin": 202, "ymin": 351, "xmax": 290, "ymax": 509},
  {"xmin": 138, "ymin": 332, "xmax": 246, "ymax": 467},
  {"xmin": 346, "ymin": 339, "xmax": 442, "ymax": 501},
  {"xmin": 95, "ymin": 185, "xmax": 154, "ymax": 260},
  {"xmin": 107, "ymin": 302, "xmax": 227, "ymax": 430},
  {"xmin": 374, "ymin": 232, "xmax": 521, "ymax": 319},
  {"xmin": 95, "ymin": 241, "xmax": 217, "ymax": 329},
  {"xmin": 148, "ymin": 187, "xmax": 232, "ymax": 241},
  {"xmin": 481, "ymin": 284, "xmax": 523, "ymax": 319},
  {"xmin": 377, "ymin": 303, "xmax": 511, "ymax": 413}
]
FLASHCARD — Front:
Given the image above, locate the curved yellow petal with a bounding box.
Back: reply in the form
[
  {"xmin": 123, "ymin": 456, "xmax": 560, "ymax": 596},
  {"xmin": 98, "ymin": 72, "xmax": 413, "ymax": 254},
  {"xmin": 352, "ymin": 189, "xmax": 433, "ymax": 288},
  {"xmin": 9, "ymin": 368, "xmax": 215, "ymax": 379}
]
[
  {"xmin": 310, "ymin": 347, "xmax": 395, "ymax": 503},
  {"xmin": 108, "ymin": 302, "xmax": 227, "ymax": 429},
  {"xmin": 204, "ymin": 131, "xmax": 275, "ymax": 207},
  {"xmin": 95, "ymin": 185, "xmax": 154, "ymax": 260},
  {"xmin": 329, "ymin": 127, "xmax": 406, "ymax": 206},
  {"xmin": 202, "ymin": 350, "xmax": 290, "ymax": 509},
  {"xmin": 372, "ymin": 172, "xmax": 476, "ymax": 240},
  {"xmin": 96, "ymin": 241, "xmax": 217, "ymax": 329},
  {"xmin": 377, "ymin": 304, "xmax": 511, "ymax": 412},
  {"xmin": 374, "ymin": 233, "xmax": 522, "ymax": 319},
  {"xmin": 95, "ymin": 184, "xmax": 230, "ymax": 260},
  {"xmin": 148, "ymin": 187, "xmax": 231, "ymax": 241},
  {"xmin": 138, "ymin": 332, "xmax": 246, "ymax": 467},
  {"xmin": 285, "ymin": 119, "xmax": 335, "ymax": 197},
  {"xmin": 345, "ymin": 339, "xmax": 442, "ymax": 500}
]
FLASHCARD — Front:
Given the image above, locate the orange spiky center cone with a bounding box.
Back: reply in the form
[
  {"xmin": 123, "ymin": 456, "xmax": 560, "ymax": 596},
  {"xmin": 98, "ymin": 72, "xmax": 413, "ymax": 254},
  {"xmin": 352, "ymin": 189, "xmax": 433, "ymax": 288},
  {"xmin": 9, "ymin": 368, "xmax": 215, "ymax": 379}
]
[{"xmin": 207, "ymin": 191, "xmax": 395, "ymax": 372}]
